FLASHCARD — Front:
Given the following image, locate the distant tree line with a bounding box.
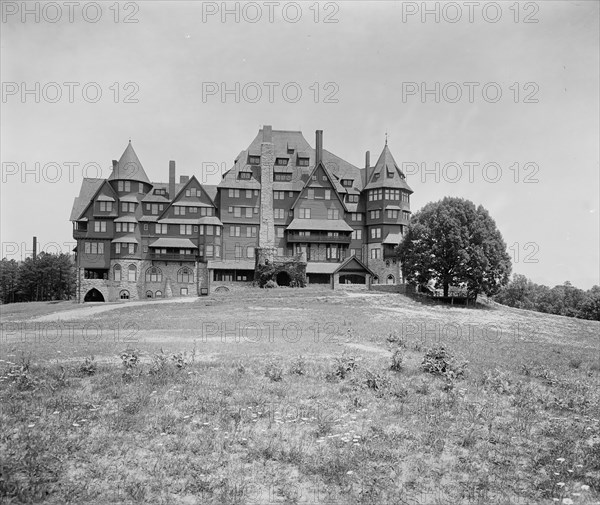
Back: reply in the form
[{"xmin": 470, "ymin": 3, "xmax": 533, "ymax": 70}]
[
  {"xmin": 494, "ymin": 274, "xmax": 600, "ymax": 321},
  {"xmin": 0, "ymin": 253, "xmax": 76, "ymax": 304}
]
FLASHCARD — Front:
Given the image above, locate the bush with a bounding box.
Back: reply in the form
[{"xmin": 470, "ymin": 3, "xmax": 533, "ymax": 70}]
[
  {"xmin": 289, "ymin": 356, "xmax": 308, "ymax": 376},
  {"xmin": 390, "ymin": 348, "xmax": 404, "ymax": 372},
  {"xmin": 264, "ymin": 279, "xmax": 278, "ymax": 289},
  {"xmin": 481, "ymin": 368, "xmax": 513, "ymax": 394},
  {"xmin": 363, "ymin": 369, "xmax": 391, "ymax": 392},
  {"xmin": 264, "ymin": 360, "xmax": 284, "ymax": 382},
  {"xmin": 421, "ymin": 346, "xmax": 468, "ymax": 379},
  {"xmin": 120, "ymin": 348, "xmax": 140, "ymax": 382},
  {"xmin": 78, "ymin": 356, "xmax": 97, "ymax": 376},
  {"xmin": 326, "ymin": 353, "xmax": 359, "ymax": 381}
]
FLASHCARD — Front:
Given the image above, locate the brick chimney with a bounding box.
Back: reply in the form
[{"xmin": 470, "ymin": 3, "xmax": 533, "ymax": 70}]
[
  {"xmin": 263, "ymin": 124, "xmax": 272, "ymax": 143},
  {"xmin": 169, "ymin": 161, "xmax": 176, "ymax": 199},
  {"xmin": 365, "ymin": 151, "xmax": 371, "ymax": 184},
  {"xmin": 32, "ymin": 236, "xmax": 37, "ymax": 260},
  {"xmin": 315, "ymin": 130, "xmax": 323, "ymax": 166}
]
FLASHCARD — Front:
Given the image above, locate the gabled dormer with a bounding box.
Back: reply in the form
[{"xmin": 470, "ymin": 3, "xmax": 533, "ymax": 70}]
[{"xmin": 158, "ymin": 175, "xmax": 216, "ymax": 220}]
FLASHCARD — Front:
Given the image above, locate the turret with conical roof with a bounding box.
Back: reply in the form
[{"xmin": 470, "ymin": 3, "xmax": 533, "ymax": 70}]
[{"xmin": 108, "ymin": 141, "xmax": 151, "ymax": 184}]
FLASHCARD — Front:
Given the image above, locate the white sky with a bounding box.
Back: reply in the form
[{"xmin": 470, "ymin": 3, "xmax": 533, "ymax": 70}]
[{"xmin": 1, "ymin": 1, "xmax": 598, "ymax": 289}]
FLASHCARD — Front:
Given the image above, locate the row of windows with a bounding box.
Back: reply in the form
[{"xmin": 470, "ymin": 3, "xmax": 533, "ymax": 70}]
[
  {"xmin": 115, "ymin": 243, "xmax": 136, "ymax": 254},
  {"xmin": 305, "ymin": 188, "xmax": 331, "ymax": 200},
  {"xmin": 155, "ymin": 224, "xmax": 221, "ymax": 236},
  {"xmin": 121, "ymin": 202, "xmax": 136, "ymax": 213},
  {"xmin": 146, "ymin": 203, "xmax": 165, "ymax": 214},
  {"xmin": 117, "ymin": 181, "xmax": 144, "ymax": 193},
  {"xmin": 153, "ymin": 248, "xmax": 194, "ymax": 256},
  {"xmin": 113, "ymin": 264, "xmax": 137, "ymax": 281},
  {"xmin": 228, "ymin": 189, "xmax": 259, "ymax": 198},
  {"xmin": 116, "ymin": 222, "xmax": 135, "ymax": 233},
  {"xmin": 99, "ymin": 201, "xmax": 113, "ymax": 212},
  {"xmin": 229, "ymin": 225, "xmax": 257, "ymax": 238},
  {"xmin": 228, "ymin": 206, "xmax": 258, "ymax": 217},
  {"xmin": 248, "ymin": 156, "xmax": 309, "ymax": 166},
  {"xmin": 368, "ymin": 189, "xmax": 410, "ymax": 202},
  {"xmin": 274, "ymin": 191, "xmax": 295, "ymax": 200},
  {"xmin": 185, "ymin": 188, "xmax": 201, "ymax": 198},
  {"xmin": 274, "ymin": 208, "xmax": 293, "ymax": 219},
  {"xmin": 84, "ymin": 242, "xmax": 104, "ymax": 254}
]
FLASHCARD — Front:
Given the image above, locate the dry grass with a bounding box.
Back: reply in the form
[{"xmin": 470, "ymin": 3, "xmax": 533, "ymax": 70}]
[{"xmin": 1, "ymin": 288, "xmax": 599, "ymax": 504}]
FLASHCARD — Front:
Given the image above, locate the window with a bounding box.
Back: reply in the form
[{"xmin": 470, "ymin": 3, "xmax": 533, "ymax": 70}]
[
  {"xmin": 215, "ymin": 226, "xmax": 221, "ymax": 236},
  {"xmin": 385, "ymin": 189, "xmax": 400, "ymax": 201},
  {"xmin": 274, "ymin": 173, "xmax": 292, "ymax": 181},
  {"xmin": 206, "ymin": 225, "xmax": 214, "ymax": 236},
  {"xmin": 229, "ymin": 226, "xmax": 241, "ymax": 237},
  {"xmin": 274, "ymin": 208, "xmax": 285, "ymax": 219},
  {"xmin": 326, "ymin": 246, "xmax": 338, "ymax": 259},
  {"xmin": 327, "ymin": 209, "xmax": 339, "ymax": 220},
  {"xmin": 369, "ymin": 189, "xmax": 383, "ymax": 201},
  {"xmin": 239, "ymin": 172, "xmax": 251, "ymax": 180},
  {"xmin": 248, "ymin": 156, "xmax": 260, "ymax": 165},
  {"xmin": 350, "ymin": 249, "xmax": 356, "ymax": 257},
  {"xmin": 115, "ymin": 243, "xmax": 120, "ymax": 254},
  {"xmin": 371, "ymin": 248, "xmax": 381, "ymax": 259},
  {"xmin": 307, "ymin": 189, "xmax": 314, "ymax": 199},
  {"xmin": 370, "ymin": 210, "xmax": 381, "ymax": 220},
  {"xmin": 276, "ymin": 227, "xmax": 284, "ymax": 238},
  {"xmin": 120, "ymin": 290, "xmax": 130, "ymax": 300},
  {"xmin": 246, "ymin": 226, "xmax": 257, "ymax": 238},
  {"xmin": 178, "ymin": 267, "xmax": 193, "ymax": 283},
  {"xmin": 245, "ymin": 189, "xmax": 252, "ymax": 198},
  {"xmin": 351, "ymin": 229, "xmax": 362, "ymax": 240},
  {"xmin": 139, "ymin": 183, "xmax": 144, "ymax": 194},
  {"xmin": 402, "ymin": 192, "xmax": 410, "ymax": 203},
  {"xmin": 94, "ymin": 221, "xmax": 107, "ymax": 233},
  {"xmin": 403, "ymin": 211, "xmax": 411, "ymax": 221},
  {"xmin": 128, "ymin": 265, "xmax": 137, "ymax": 282},
  {"xmin": 128, "ymin": 243, "xmax": 135, "ymax": 255},
  {"xmin": 155, "ymin": 290, "xmax": 162, "ymax": 298},
  {"xmin": 322, "ymin": 176, "xmax": 327, "ymax": 181},
  {"xmin": 228, "ymin": 188, "xmax": 240, "ymax": 198},
  {"xmin": 143, "ymin": 224, "xmax": 148, "ymax": 231},
  {"xmin": 198, "ymin": 244, "xmax": 205, "ymax": 256},
  {"xmin": 146, "ymin": 267, "xmax": 162, "ymax": 283},
  {"xmin": 299, "ymin": 231, "xmax": 311, "ymax": 237},
  {"xmin": 245, "ymin": 207, "xmax": 252, "ymax": 218},
  {"xmin": 246, "ymin": 246, "xmax": 255, "ymax": 258},
  {"xmin": 351, "ymin": 213, "xmax": 363, "ymax": 222},
  {"xmin": 151, "ymin": 204, "xmax": 159, "ymax": 214},
  {"xmin": 275, "ymin": 158, "xmax": 288, "ymax": 166},
  {"xmin": 206, "ymin": 245, "xmax": 214, "ymax": 258},
  {"xmin": 370, "ymin": 228, "xmax": 382, "ymax": 239},
  {"xmin": 180, "ymin": 288, "xmax": 188, "ymax": 296},
  {"xmin": 214, "ymin": 245, "xmax": 221, "ymax": 258},
  {"xmin": 118, "ymin": 181, "xmax": 123, "ymax": 191},
  {"xmin": 116, "ymin": 223, "xmax": 135, "ymax": 233},
  {"xmin": 174, "ymin": 206, "xmax": 186, "ymax": 216},
  {"xmin": 156, "ymin": 224, "xmax": 168, "ymax": 234},
  {"xmin": 114, "ymin": 265, "xmax": 121, "ymax": 281},
  {"xmin": 84, "ymin": 242, "xmax": 104, "ymax": 254},
  {"xmin": 341, "ymin": 179, "xmax": 353, "ymax": 187},
  {"xmin": 387, "ymin": 209, "xmax": 399, "ymax": 219},
  {"xmin": 233, "ymin": 207, "xmax": 241, "ymax": 218},
  {"xmin": 298, "ymin": 208, "xmax": 311, "ymax": 219},
  {"xmin": 99, "ymin": 201, "xmax": 113, "ymax": 212},
  {"xmin": 121, "ymin": 202, "xmax": 136, "ymax": 213},
  {"xmin": 298, "ymin": 157, "xmax": 309, "ymax": 166},
  {"xmin": 146, "ymin": 291, "xmax": 153, "ymax": 298},
  {"xmin": 347, "ymin": 194, "xmax": 358, "ymax": 203},
  {"xmin": 234, "ymin": 244, "xmax": 242, "ymax": 259},
  {"xmin": 274, "ymin": 191, "xmax": 285, "ymax": 200},
  {"xmin": 324, "ymin": 189, "xmax": 331, "ymax": 200},
  {"xmin": 180, "ymin": 224, "xmax": 192, "ymax": 235},
  {"xmin": 288, "ymin": 191, "xmax": 294, "ymax": 198}
]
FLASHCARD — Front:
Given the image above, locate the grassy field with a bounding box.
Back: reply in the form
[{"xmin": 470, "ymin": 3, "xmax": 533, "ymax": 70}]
[{"xmin": 1, "ymin": 288, "xmax": 599, "ymax": 504}]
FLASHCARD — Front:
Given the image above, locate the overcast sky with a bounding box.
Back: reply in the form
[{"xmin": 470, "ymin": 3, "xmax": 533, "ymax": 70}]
[{"xmin": 1, "ymin": 1, "xmax": 598, "ymax": 289}]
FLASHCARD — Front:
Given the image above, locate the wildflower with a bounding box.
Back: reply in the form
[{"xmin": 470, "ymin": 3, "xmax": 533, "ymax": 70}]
[{"xmin": 581, "ymin": 485, "xmax": 590, "ymax": 491}]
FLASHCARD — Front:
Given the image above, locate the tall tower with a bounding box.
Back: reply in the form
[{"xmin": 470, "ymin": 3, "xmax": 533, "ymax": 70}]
[{"xmin": 258, "ymin": 125, "xmax": 275, "ymax": 248}]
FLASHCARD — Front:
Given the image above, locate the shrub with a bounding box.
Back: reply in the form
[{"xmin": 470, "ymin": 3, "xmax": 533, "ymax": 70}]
[
  {"xmin": 264, "ymin": 360, "xmax": 284, "ymax": 382},
  {"xmin": 326, "ymin": 353, "xmax": 359, "ymax": 381},
  {"xmin": 481, "ymin": 368, "xmax": 513, "ymax": 394},
  {"xmin": 120, "ymin": 348, "xmax": 140, "ymax": 382},
  {"xmin": 421, "ymin": 346, "xmax": 468, "ymax": 379},
  {"xmin": 386, "ymin": 332, "xmax": 407, "ymax": 348},
  {"xmin": 289, "ymin": 356, "xmax": 308, "ymax": 376},
  {"xmin": 78, "ymin": 356, "xmax": 97, "ymax": 376},
  {"xmin": 390, "ymin": 348, "xmax": 404, "ymax": 372},
  {"xmin": 363, "ymin": 369, "xmax": 391, "ymax": 392},
  {"xmin": 264, "ymin": 279, "xmax": 278, "ymax": 289},
  {"xmin": 3, "ymin": 354, "xmax": 39, "ymax": 390}
]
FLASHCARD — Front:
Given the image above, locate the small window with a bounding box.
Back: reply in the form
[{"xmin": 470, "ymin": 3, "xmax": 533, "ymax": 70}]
[
  {"xmin": 248, "ymin": 156, "xmax": 260, "ymax": 165},
  {"xmin": 180, "ymin": 287, "xmax": 188, "ymax": 296},
  {"xmin": 298, "ymin": 158, "xmax": 309, "ymax": 166},
  {"xmin": 275, "ymin": 158, "xmax": 288, "ymax": 166},
  {"xmin": 120, "ymin": 290, "xmax": 130, "ymax": 300},
  {"xmin": 155, "ymin": 290, "xmax": 163, "ymax": 298},
  {"xmin": 146, "ymin": 291, "xmax": 153, "ymax": 298}
]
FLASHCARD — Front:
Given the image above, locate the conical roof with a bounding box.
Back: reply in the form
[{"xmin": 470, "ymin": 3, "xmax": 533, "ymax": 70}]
[
  {"xmin": 108, "ymin": 141, "xmax": 150, "ymax": 184},
  {"xmin": 364, "ymin": 143, "xmax": 413, "ymax": 192}
]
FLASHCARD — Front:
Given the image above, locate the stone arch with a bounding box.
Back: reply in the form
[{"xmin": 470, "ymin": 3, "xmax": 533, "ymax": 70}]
[
  {"xmin": 276, "ymin": 270, "xmax": 291, "ymax": 287},
  {"xmin": 386, "ymin": 274, "xmax": 395, "ymax": 285},
  {"xmin": 155, "ymin": 290, "xmax": 163, "ymax": 298},
  {"xmin": 128, "ymin": 264, "xmax": 137, "ymax": 282},
  {"xmin": 120, "ymin": 290, "xmax": 130, "ymax": 300},
  {"xmin": 146, "ymin": 266, "xmax": 162, "ymax": 283},
  {"xmin": 146, "ymin": 290, "xmax": 153, "ymax": 298},
  {"xmin": 84, "ymin": 288, "xmax": 105, "ymax": 302},
  {"xmin": 113, "ymin": 264, "xmax": 121, "ymax": 281}
]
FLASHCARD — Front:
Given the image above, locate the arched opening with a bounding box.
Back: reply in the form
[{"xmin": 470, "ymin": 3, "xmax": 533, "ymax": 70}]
[
  {"xmin": 339, "ymin": 274, "xmax": 366, "ymax": 285},
  {"xmin": 145, "ymin": 267, "xmax": 162, "ymax": 283},
  {"xmin": 128, "ymin": 264, "xmax": 137, "ymax": 281},
  {"xmin": 146, "ymin": 290, "xmax": 153, "ymax": 298},
  {"xmin": 113, "ymin": 264, "xmax": 121, "ymax": 281},
  {"xmin": 387, "ymin": 275, "xmax": 395, "ymax": 285},
  {"xmin": 373, "ymin": 276, "xmax": 379, "ymax": 285},
  {"xmin": 120, "ymin": 290, "xmax": 130, "ymax": 300},
  {"xmin": 177, "ymin": 267, "xmax": 193, "ymax": 283},
  {"xmin": 155, "ymin": 290, "xmax": 163, "ymax": 298},
  {"xmin": 84, "ymin": 288, "xmax": 105, "ymax": 302},
  {"xmin": 276, "ymin": 270, "xmax": 291, "ymax": 287}
]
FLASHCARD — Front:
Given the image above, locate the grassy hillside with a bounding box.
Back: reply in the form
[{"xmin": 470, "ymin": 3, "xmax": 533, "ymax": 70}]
[{"xmin": 1, "ymin": 289, "xmax": 599, "ymax": 504}]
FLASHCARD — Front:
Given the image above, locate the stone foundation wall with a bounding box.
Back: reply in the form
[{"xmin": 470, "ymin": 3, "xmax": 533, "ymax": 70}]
[
  {"xmin": 365, "ymin": 246, "xmax": 403, "ymax": 285},
  {"xmin": 255, "ymin": 247, "xmax": 307, "ymax": 287}
]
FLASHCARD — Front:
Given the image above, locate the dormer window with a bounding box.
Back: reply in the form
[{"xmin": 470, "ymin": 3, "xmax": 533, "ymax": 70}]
[
  {"xmin": 117, "ymin": 181, "xmax": 131, "ymax": 192},
  {"xmin": 341, "ymin": 179, "xmax": 353, "ymax": 187},
  {"xmin": 298, "ymin": 157, "xmax": 309, "ymax": 166},
  {"xmin": 239, "ymin": 172, "xmax": 251, "ymax": 180},
  {"xmin": 387, "ymin": 168, "xmax": 394, "ymax": 178},
  {"xmin": 275, "ymin": 158, "xmax": 289, "ymax": 166},
  {"xmin": 153, "ymin": 188, "xmax": 166, "ymax": 196},
  {"xmin": 248, "ymin": 156, "xmax": 260, "ymax": 165},
  {"xmin": 347, "ymin": 194, "xmax": 358, "ymax": 203}
]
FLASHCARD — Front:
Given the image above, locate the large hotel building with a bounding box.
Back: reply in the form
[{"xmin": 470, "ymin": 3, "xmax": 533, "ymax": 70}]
[{"xmin": 70, "ymin": 126, "xmax": 412, "ymax": 302}]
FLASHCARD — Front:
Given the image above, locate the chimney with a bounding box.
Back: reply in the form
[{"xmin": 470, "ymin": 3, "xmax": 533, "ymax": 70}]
[
  {"xmin": 262, "ymin": 125, "xmax": 272, "ymax": 143},
  {"xmin": 180, "ymin": 175, "xmax": 189, "ymax": 184},
  {"xmin": 365, "ymin": 151, "xmax": 371, "ymax": 184},
  {"xmin": 169, "ymin": 161, "xmax": 176, "ymax": 199},
  {"xmin": 32, "ymin": 236, "xmax": 37, "ymax": 260},
  {"xmin": 315, "ymin": 130, "xmax": 323, "ymax": 166}
]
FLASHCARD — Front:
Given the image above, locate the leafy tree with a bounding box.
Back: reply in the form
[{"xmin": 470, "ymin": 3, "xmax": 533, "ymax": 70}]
[
  {"xmin": 398, "ymin": 197, "xmax": 511, "ymax": 298},
  {"xmin": 0, "ymin": 258, "xmax": 20, "ymax": 303}
]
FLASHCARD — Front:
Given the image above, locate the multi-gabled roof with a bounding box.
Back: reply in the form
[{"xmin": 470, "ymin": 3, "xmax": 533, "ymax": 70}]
[
  {"xmin": 364, "ymin": 144, "xmax": 413, "ymax": 193},
  {"xmin": 108, "ymin": 141, "xmax": 151, "ymax": 184}
]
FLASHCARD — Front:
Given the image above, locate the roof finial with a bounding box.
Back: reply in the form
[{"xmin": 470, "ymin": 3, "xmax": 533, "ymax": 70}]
[{"xmin": 385, "ymin": 131, "xmax": 388, "ymax": 146}]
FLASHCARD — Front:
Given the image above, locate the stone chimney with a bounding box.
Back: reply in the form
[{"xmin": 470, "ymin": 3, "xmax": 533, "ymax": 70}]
[
  {"xmin": 365, "ymin": 151, "xmax": 371, "ymax": 185},
  {"xmin": 169, "ymin": 161, "xmax": 176, "ymax": 199},
  {"xmin": 315, "ymin": 130, "xmax": 323, "ymax": 166},
  {"xmin": 258, "ymin": 125, "xmax": 275, "ymax": 248},
  {"xmin": 32, "ymin": 236, "xmax": 37, "ymax": 260}
]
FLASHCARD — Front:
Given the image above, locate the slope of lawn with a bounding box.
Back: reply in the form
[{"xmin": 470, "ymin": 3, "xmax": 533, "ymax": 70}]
[{"xmin": 1, "ymin": 288, "xmax": 599, "ymax": 504}]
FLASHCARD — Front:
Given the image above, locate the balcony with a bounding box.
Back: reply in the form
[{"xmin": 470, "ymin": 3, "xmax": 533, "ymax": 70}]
[
  {"xmin": 149, "ymin": 252, "xmax": 197, "ymax": 262},
  {"xmin": 286, "ymin": 232, "xmax": 351, "ymax": 244}
]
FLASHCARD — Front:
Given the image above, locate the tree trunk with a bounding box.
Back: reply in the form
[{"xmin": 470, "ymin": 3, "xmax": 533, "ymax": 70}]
[{"xmin": 443, "ymin": 282, "xmax": 449, "ymax": 298}]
